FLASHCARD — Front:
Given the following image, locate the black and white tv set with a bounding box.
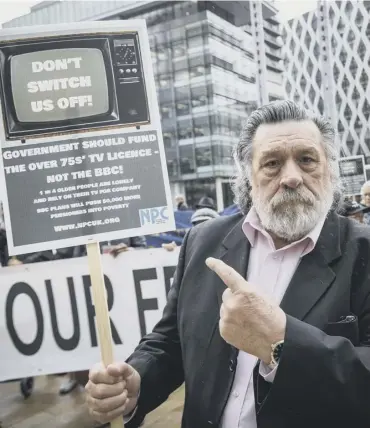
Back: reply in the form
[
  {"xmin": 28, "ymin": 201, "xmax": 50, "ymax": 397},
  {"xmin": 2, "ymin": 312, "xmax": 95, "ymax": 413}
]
[{"xmin": 0, "ymin": 29, "xmax": 150, "ymax": 140}]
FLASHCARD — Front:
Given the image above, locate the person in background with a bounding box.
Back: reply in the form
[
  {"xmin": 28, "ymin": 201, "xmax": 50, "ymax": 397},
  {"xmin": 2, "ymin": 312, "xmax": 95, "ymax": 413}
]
[
  {"xmin": 175, "ymin": 194, "xmax": 188, "ymax": 211},
  {"xmin": 101, "ymin": 236, "xmax": 147, "ymax": 257},
  {"xmin": 8, "ymin": 250, "xmax": 54, "ymax": 265},
  {"xmin": 338, "ymin": 199, "xmax": 370, "ymax": 224},
  {"xmin": 190, "ymin": 206, "xmax": 220, "ymax": 226},
  {"xmin": 162, "ymin": 207, "xmax": 220, "ymax": 252},
  {"xmin": 195, "ymin": 195, "xmax": 217, "ymax": 211},
  {"xmin": 70, "ymin": 237, "xmax": 148, "ymax": 260},
  {"xmin": 361, "ymin": 180, "xmax": 370, "ymax": 225}
]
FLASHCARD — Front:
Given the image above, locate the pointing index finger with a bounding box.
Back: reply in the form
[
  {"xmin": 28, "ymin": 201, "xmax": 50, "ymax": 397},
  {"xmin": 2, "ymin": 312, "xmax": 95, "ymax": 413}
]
[{"xmin": 206, "ymin": 257, "xmax": 245, "ymax": 293}]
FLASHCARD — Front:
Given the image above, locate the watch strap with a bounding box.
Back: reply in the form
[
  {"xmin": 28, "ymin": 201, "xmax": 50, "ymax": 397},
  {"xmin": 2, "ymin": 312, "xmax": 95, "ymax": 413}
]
[{"xmin": 269, "ymin": 340, "xmax": 284, "ymax": 367}]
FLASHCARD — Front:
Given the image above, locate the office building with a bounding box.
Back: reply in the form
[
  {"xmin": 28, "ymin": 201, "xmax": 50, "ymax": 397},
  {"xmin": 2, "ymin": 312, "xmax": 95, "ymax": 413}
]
[{"xmin": 284, "ymin": 0, "xmax": 370, "ymax": 174}]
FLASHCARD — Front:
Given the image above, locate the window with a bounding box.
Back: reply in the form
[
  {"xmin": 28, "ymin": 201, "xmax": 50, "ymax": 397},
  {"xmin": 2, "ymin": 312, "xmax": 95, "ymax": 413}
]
[
  {"xmin": 212, "ymin": 143, "xmax": 234, "ymax": 165},
  {"xmin": 195, "ymin": 145, "xmax": 212, "ymax": 166},
  {"xmin": 211, "ymin": 56, "xmax": 233, "ymax": 72},
  {"xmin": 162, "ymin": 128, "xmax": 176, "ymax": 147},
  {"xmin": 187, "ymin": 35, "xmax": 203, "ymax": 49},
  {"xmin": 174, "ymin": 58, "xmax": 188, "ymax": 71},
  {"xmin": 184, "ymin": 178, "xmax": 216, "ymax": 209},
  {"xmin": 167, "ymin": 159, "xmax": 178, "ymax": 178},
  {"xmin": 157, "ymin": 57, "xmax": 171, "ymax": 74},
  {"xmin": 191, "ymin": 86, "xmax": 209, "ymax": 107},
  {"xmin": 186, "ymin": 25, "xmax": 203, "ymax": 38},
  {"xmin": 189, "ymin": 55, "xmax": 206, "ymax": 68},
  {"xmin": 158, "ymin": 88, "xmax": 174, "ymax": 104},
  {"xmin": 198, "ymin": 2, "xmax": 235, "ymax": 25},
  {"xmin": 175, "ymin": 87, "xmax": 190, "ymax": 115},
  {"xmin": 194, "ymin": 116, "xmax": 211, "ymax": 137},
  {"xmin": 158, "ymin": 74, "xmax": 171, "ymax": 88},
  {"xmin": 156, "ymin": 46, "xmax": 169, "ymax": 61},
  {"xmin": 170, "ymin": 28, "xmax": 185, "ymax": 42},
  {"xmin": 166, "ymin": 148, "xmax": 179, "ymax": 178},
  {"xmin": 190, "ymin": 65, "xmax": 207, "ymax": 78},
  {"xmin": 179, "ymin": 145, "xmax": 195, "ymax": 174},
  {"xmin": 174, "ymin": 1, "xmax": 198, "ymax": 19},
  {"xmin": 176, "ymin": 101, "xmax": 190, "ymax": 115},
  {"xmin": 177, "ymin": 119, "xmax": 193, "ymax": 140},
  {"xmin": 174, "ymin": 69, "xmax": 189, "ymax": 82},
  {"xmin": 160, "ymin": 104, "xmax": 175, "ymax": 119},
  {"xmin": 172, "ymin": 40, "xmax": 186, "ymax": 57},
  {"xmin": 211, "ymin": 114, "xmax": 233, "ymax": 136},
  {"xmin": 222, "ymin": 181, "xmax": 235, "ymax": 209}
]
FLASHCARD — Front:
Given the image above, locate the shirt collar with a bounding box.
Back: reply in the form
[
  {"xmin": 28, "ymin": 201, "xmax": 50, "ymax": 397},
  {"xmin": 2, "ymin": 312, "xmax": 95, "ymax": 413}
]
[{"xmin": 242, "ymin": 206, "xmax": 326, "ymax": 255}]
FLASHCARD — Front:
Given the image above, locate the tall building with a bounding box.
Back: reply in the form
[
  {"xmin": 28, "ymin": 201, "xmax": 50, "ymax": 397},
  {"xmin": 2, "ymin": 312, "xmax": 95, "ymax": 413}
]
[
  {"xmin": 284, "ymin": 1, "xmax": 370, "ymax": 175},
  {"xmin": 3, "ymin": 1, "xmax": 284, "ymax": 209}
]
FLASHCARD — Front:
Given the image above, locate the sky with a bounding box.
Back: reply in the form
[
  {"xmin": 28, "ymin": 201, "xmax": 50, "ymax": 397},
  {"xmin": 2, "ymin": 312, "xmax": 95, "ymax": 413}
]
[{"xmin": 0, "ymin": 0, "xmax": 318, "ymax": 27}]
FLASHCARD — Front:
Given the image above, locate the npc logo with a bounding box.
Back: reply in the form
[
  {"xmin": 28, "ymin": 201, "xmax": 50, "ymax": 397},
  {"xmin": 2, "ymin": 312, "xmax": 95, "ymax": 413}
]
[{"xmin": 139, "ymin": 206, "xmax": 169, "ymax": 226}]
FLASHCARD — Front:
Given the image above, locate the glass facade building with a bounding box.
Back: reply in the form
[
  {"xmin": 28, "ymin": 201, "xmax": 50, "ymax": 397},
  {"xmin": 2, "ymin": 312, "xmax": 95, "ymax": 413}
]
[
  {"xmin": 284, "ymin": 1, "xmax": 370, "ymax": 179},
  {"xmin": 3, "ymin": 1, "xmax": 284, "ymax": 209}
]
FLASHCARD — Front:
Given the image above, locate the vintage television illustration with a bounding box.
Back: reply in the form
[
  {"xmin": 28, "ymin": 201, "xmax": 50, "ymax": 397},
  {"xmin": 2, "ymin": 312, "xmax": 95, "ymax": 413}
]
[{"xmin": 0, "ymin": 27, "xmax": 150, "ymax": 141}]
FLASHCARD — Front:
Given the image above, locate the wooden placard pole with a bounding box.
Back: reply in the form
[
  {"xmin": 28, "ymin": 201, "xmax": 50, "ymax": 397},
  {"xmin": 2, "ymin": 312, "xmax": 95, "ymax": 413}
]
[{"xmin": 86, "ymin": 241, "xmax": 124, "ymax": 428}]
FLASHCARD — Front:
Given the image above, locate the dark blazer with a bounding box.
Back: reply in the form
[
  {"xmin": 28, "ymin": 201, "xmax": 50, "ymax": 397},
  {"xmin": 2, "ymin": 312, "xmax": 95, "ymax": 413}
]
[{"xmin": 126, "ymin": 212, "xmax": 370, "ymax": 428}]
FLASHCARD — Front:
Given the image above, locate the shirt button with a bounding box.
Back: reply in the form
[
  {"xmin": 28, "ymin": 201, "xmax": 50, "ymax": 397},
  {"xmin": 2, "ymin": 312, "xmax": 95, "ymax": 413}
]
[
  {"xmin": 229, "ymin": 359, "xmax": 236, "ymax": 371},
  {"xmin": 233, "ymin": 391, "xmax": 239, "ymax": 398}
]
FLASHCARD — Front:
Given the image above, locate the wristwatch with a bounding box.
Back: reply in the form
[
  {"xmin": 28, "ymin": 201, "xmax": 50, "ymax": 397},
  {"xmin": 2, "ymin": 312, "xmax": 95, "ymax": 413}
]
[{"xmin": 269, "ymin": 340, "xmax": 284, "ymax": 368}]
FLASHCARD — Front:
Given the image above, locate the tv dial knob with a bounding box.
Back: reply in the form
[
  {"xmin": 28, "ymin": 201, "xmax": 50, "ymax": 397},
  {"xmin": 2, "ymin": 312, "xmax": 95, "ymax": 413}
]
[
  {"xmin": 119, "ymin": 68, "xmax": 124, "ymax": 74},
  {"xmin": 132, "ymin": 68, "xmax": 138, "ymax": 73},
  {"xmin": 126, "ymin": 68, "xmax": 131, "ymax": 73}
]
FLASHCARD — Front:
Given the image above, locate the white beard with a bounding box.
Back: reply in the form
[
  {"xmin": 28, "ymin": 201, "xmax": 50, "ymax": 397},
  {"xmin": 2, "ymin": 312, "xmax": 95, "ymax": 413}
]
[{"xmin": 252, "ymin": 185, "xmax": 334, "ymax": 242}]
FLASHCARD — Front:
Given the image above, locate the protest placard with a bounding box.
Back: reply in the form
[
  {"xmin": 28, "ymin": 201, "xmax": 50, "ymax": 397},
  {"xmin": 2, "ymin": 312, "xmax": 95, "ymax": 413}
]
[
  {"xmin": 0, "ymin": 22, "xmax": 175, "ymax": 427},
  {"xmin": 339, "ymin": 155, "xmax": 366, "ymax": 197},
  {"xmin": 3, "ymin": 130, "xmax": 170, "ymax": 251},
  {"xmin": 0, "ymin": 21, "xmax": 175, "ymax": 254},
  {"xmin": 0, "ymin": 248, "xmax": 179, "ymax": 381}
]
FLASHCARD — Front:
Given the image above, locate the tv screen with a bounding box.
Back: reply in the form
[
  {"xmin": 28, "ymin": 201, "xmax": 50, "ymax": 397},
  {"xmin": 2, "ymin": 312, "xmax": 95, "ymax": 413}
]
[
  {"xmin": 0, "ymin": 31, "xmax": 150, "ymax": 140},
  {"xmin": 11, "ymin": 48, "xmax": 109, "ymax": 123}
]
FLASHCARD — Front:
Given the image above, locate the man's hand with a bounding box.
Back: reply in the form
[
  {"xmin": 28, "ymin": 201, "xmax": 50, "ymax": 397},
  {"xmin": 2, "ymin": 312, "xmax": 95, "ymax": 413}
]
[
  {"xmin": 85, "ymin": 362, "xmax": 141, "ymax": 424},
  {"xmin": 8, "ymin": 257, "xmax": 23, "ymax": 266},
  {"xmin": 162, "ymin": 241, "xmax": 177, "ymax": 252},
  {"xmin": 206, "ymin": 257, "xmax": 286, "ymax": 364},
  {"xmin": 108, "ymin": 243, "xmax": 129, "ymax": 258}
]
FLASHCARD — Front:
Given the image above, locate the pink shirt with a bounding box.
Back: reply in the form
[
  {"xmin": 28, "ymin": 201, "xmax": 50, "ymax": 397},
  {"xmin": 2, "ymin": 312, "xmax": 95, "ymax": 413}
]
[{"xmin": 221, "ymin": 207, "xmax": 325, "ymax": 428}]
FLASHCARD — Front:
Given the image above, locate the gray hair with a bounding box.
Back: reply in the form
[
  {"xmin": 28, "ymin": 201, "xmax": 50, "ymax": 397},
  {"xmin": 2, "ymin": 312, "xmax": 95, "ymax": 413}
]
[{"xmin": 233, "ymin": 100, "xmax": 341, "ymax": 213}]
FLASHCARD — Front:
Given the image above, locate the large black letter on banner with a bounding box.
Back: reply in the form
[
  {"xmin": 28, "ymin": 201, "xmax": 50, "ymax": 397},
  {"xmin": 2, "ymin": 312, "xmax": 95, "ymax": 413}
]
[
  {"xmin": 6, "ymin": 282, "xmax": 44, "ymax": 356},
  {"xmin": 163, "ymin": 266, "xmax": 176, "ymax": 297},
  {"xmin": 133, "ymin": 269, "xmax": 159, "ymax": 337},
  {"xmin": 45, "ymin": 278, "xmax": 80, "ymax": 351},
  {"xmin": 82, "ymin": 274, "xmax": 122, "ymax": 347}
]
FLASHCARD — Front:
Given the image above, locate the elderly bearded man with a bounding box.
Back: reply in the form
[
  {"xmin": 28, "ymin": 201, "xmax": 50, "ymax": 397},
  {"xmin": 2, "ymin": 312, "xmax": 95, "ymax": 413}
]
[{"xmin": 85, "ymin": 101, "xmax": 370, "ymax": 428}]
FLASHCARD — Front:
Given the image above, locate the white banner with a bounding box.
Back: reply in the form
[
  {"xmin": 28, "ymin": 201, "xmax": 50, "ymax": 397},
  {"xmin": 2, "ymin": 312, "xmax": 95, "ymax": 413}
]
[{"xmin": 0, "ymin": 248, "xmax": 179, "ymax": 381}]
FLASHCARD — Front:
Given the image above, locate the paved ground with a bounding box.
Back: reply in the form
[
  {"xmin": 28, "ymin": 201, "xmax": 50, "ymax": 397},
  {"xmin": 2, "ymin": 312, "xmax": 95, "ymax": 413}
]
[{"xmin": 0, "ymin": 376, "xmax": 184, "ymax": 428}]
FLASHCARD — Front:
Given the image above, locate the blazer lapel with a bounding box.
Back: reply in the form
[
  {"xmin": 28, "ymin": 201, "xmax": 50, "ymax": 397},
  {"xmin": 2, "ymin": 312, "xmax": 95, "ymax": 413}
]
[
  {"xmin": 280, "ymin": 211, "xmax": 342, "ymax": 320},
  {"xmin": 215, "ymin": 215, "xmax": 251, "ymax": 306},
  {"xmin": 201, "ymin": 215, "xmax": 251, "ymax": 426}
]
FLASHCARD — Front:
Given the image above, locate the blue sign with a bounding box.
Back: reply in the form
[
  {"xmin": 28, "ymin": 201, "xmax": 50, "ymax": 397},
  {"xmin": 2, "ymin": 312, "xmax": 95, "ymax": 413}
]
[
  {"xmin": 145, "ymin": 205, "xmax": 241, "ymax": 248},
  {"xmin": 139, "ymin": 206, "xmax": 169, "ymax": 226}
]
